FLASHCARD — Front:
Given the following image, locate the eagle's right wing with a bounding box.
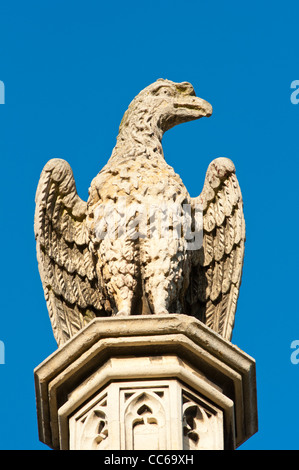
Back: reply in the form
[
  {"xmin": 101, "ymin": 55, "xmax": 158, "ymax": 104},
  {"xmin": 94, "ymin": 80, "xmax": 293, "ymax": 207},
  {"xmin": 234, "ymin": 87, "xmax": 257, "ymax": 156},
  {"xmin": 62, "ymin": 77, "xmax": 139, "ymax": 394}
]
[{"xmin": 34, "ymin": 158, "xmax": 105, "ymax": 346}]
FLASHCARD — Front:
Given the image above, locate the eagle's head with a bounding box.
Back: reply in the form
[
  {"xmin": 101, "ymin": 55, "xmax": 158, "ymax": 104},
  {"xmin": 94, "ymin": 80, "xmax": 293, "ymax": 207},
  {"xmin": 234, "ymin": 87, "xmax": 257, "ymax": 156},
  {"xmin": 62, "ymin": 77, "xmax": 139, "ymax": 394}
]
[{"xmin": 122, "ymin": 79, "xmax": 213, "ymax": 134}]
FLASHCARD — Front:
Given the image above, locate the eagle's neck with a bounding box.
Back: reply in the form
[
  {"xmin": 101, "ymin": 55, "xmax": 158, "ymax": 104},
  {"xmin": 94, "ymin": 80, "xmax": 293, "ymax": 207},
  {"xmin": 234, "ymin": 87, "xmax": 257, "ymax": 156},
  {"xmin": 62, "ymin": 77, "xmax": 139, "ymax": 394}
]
[{"xmin": 108, "ymin": 107, "xmax": 164, "ymax": 163}]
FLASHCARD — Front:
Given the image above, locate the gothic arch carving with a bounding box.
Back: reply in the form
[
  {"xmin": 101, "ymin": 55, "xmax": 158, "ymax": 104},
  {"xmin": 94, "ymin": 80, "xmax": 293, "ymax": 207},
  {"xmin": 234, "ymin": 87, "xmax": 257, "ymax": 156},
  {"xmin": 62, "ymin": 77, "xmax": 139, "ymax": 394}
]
[
  {"xmin": 182, "ymin": 394, "xmax": 222, "ymax": 450},
  {"xmin": 123, "ymin": 391, "xmax": 166, "ymax": 450},
  {"xmin": 79, "ymin": 405, "xmax": 108, "ymax": 450}
]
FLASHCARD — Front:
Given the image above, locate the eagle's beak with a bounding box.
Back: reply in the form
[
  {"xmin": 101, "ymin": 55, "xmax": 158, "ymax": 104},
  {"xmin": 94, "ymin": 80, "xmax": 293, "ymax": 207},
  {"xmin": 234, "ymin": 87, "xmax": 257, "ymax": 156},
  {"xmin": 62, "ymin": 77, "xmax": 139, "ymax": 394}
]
[
  {"xmin": 174, "ymin": 95, "xmax": 213, "ymax": 119},
  {"xmin": 158, "ymin": 83, "xmax": 213, "ymax": 132}
]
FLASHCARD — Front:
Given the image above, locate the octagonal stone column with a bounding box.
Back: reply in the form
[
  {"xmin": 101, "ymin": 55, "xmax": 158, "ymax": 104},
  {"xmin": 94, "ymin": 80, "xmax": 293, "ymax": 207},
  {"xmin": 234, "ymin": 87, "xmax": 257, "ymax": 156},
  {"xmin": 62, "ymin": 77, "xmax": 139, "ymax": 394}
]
[{"xmin": 34, "ymin": 314, "xmax": 258, "ymax": 450}]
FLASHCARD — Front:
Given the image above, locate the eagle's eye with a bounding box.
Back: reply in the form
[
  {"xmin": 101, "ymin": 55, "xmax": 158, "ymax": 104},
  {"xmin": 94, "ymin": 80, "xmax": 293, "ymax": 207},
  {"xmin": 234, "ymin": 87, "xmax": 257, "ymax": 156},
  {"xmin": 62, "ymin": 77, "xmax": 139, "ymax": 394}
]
[{"xmin": 153, "ymin": 86, "xmax": 173, "ymax": 97}]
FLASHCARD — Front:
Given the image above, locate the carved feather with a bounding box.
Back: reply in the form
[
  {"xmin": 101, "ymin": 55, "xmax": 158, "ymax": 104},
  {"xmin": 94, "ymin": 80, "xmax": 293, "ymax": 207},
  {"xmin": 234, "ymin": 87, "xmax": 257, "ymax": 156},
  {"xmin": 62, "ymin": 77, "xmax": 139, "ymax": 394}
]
[
  {"xmin": 34, "ymin": 158, "xmax": 103, "ymax": 346},
  {"xmin": 189, "ymin": 157, "xmax": 245, "ymax": 341}
]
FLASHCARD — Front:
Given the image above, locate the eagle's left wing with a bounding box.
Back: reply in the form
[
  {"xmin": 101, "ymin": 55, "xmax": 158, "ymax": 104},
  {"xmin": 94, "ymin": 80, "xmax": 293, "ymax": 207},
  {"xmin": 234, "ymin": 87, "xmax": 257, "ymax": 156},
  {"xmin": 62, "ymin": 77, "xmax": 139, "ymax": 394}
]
[{"xmin": 187, "ymin": 157, "xmax": 245, "ymax": 341}]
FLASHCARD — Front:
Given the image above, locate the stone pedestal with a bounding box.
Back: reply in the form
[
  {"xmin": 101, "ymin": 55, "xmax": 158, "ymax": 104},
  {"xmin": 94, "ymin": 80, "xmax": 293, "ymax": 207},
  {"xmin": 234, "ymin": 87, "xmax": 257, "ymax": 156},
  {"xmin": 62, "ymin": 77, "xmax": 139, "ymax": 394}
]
[{"xmin": 34, "ymin": 314, "xmax": 258, "ymax": 450}]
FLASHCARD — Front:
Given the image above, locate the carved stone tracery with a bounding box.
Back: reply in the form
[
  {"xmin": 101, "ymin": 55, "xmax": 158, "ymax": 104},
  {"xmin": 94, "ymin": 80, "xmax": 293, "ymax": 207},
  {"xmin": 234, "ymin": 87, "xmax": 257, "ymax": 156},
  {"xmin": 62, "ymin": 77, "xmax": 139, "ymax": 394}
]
[
  {"xmin": 70, "ymin": 395, "xmax": 109, "ymax": 450},
  {"xmin": 79, "ymin": 408, "xmax": 108, "ymax": 450},
  {"xmin": 123, "ymin": 390, "xmax": 167, "ymax": 450},
  {"xmin": 182, "ymin": 392, "xmax": 223, "ymax": 450},
  {"xmin": 69, "ymin": 380, "xmax": 224, "ymax": 450}
]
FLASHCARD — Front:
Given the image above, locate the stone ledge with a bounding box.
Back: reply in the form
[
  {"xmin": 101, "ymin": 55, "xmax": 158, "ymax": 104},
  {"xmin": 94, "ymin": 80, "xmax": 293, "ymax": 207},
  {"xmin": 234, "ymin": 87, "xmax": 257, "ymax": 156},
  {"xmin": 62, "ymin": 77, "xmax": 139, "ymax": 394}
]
[{"xmin": 34, "ymin": 314, "xmax": 258, "ymax": 450}]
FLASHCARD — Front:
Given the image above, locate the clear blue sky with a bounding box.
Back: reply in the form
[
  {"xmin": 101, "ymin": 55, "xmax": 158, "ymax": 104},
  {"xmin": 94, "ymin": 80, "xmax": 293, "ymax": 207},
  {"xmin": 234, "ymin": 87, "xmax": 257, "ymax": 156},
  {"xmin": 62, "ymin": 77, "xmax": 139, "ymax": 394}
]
[{"xmin": 0, "ymin": 0, "xmax": 298, "ymax": 450}]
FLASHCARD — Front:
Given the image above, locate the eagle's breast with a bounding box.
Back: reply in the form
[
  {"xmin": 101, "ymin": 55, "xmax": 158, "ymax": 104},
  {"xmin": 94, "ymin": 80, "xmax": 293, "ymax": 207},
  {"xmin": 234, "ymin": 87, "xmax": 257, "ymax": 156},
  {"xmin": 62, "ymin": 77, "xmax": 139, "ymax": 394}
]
[{"xmin": 87, "ymin": 157, "xmax": 190, "ymax": 244}]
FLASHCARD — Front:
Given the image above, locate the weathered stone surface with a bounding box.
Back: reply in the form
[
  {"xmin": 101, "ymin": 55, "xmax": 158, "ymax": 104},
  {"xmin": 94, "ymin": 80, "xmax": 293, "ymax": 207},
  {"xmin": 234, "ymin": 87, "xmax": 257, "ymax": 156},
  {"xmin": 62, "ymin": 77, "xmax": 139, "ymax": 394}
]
[
  {"xmin": 69, "ymin": 378, "xmax": 225, "ymax": 450},
  {"xmin": 34, "ymin": 79, "xmax": 245, "ymax": 346},
  {"xmin": 34, "ymin": 314, "xmax": 258, "ymax": 450}
]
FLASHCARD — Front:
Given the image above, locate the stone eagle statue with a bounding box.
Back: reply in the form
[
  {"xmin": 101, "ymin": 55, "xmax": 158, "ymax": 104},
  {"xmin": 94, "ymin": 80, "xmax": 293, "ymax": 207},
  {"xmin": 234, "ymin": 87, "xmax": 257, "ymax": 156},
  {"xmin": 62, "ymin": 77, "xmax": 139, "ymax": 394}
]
[{"xmin": 34, "ymin": 79, "xmax": 245, "ymax": 347}]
